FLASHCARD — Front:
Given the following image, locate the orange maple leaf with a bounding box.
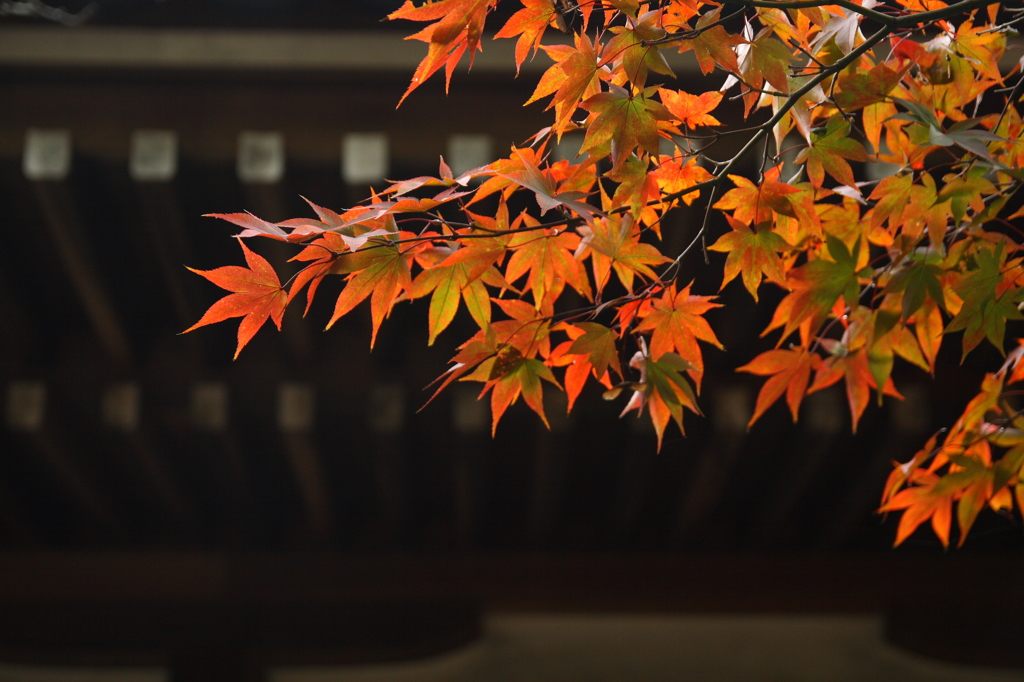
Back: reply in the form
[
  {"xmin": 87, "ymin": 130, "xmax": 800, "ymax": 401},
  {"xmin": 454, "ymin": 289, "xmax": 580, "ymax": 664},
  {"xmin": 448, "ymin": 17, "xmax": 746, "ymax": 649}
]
[
  {"xmin": 708, "ymin": 215, "xmax": 789, "ymax": 302},
  {"xmin": 185, "ymin": 239, "xmax": 287, "ymax": 360},
  {"xmin": 325, "ymin": 238, "xmax": 418, "ymax": 348},
  {"xmin": 581, "ymin": 85, "xmax": 672, "ymax": 170},
  {"xmin": 659, "ymin": 88, "xmax": 723, "ymax": 129},
  {"xmin": 879, "ymin": 469, "xmax": 953, "ymax": 547},
  {"xmin": 526, "ymin": 32, "xmax": 604, "ymax": 137},
  {"xmin": 494, "ymin": 0, "xmax": 561, "ymax": 74},
  {"xmin": 677, "ymin": 7, "xmax": 743, "ymax": 76},
  {"xmin": 808, "ymin": 348, "xmax": 902, "ymax": 432},
  {"xmin": 548, "ymin": 323, "xmax": 618, "ymax": 414},
  {"xmin": 635, "ymin": 282, "xmax": 723, "ymax": 387},
  {"xmin": 390, "ymin": 0, "xmax": 498, "ymax": 104},
  {"xmin": 505, "ymin": 221, "xmax": 592, "ymax": 313},
  {"xmin": 713, "ymin": 168, "xmax": 800, "ymax": 227},
  {"xmin": 651, "ymin": 151, "xmax": 713, "ymax": 206},
  {"xmin": 737, "ymin": 347, "xmax": 820, "ymax": 427},
  {"xmin": 577, "ymin": 212, "xmax": 669, "ymax": 294}
]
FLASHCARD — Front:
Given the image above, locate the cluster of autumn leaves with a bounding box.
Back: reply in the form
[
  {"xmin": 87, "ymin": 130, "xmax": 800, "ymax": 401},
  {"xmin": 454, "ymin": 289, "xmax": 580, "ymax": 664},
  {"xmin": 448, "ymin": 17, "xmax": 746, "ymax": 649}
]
[{"xmin": 186, "ymin": 0, "xmax": 1024, "ymax": 547}]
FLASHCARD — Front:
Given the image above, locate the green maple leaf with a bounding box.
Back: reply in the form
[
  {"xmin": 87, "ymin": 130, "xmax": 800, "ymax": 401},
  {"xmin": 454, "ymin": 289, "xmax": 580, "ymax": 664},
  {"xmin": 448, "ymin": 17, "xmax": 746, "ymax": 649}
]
[
  {"xmin": 946, "ymin": 241, "xmax": 1024, "ymax": 358},
  {"xmin": 408, "ymin": 258, "xmax": 492, "ymax": 345},
  {"xmin": 887, "ymin": 253, "xmax": 946, "ymax": 321},
  {"xmin": 796, "ymin": 116, "xmax": 868, "ymax": 188},
  {"xmin": 743, "ymin": 28, "xmax": 791, "ymax": 94},
  {"xmin": 780, "ymin": 234, "xmax": 871, "ymax": 339},
  {"xmin": 938, "ymin": 167, "xmax": 998, "ymax": 223},
  {"xmin": 566, "ymin": 322, "xmax": 621, "ymax": 379}
]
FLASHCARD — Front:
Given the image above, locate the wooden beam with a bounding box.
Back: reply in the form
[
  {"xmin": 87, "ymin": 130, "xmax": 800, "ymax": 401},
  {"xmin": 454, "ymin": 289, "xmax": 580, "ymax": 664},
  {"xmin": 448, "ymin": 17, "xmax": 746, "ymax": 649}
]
[
  {"xmin": 25, "ymin": 431, "xmax": 121, "ymax": 539},
  {"xmin": 671, "ymin": 386, "xmax": 751, "ymax": 545},
  {"xmin": 130, "ymin": 130, "xmax": 201, "ymax": 334},
  {"xmin": 0, "ymin": 28, "xmax": 701, "ymax": 74},
  {"xmin": 278, "ymin": 383, "xmax": 333, "ymax": 544},
  {"xmin": 189, "ymin": 382, "xmax": 258, "ymax": 543},
  {"xmin": 101, "ymin": 381, "xmax": 193, "ymax": 534},
  {"xmin": 367, "ymin": 383, "xmax": 407, "ymax": 546},
  {"xmin": 0, "ymin": 551, "xmax": 1020, "ymax": 616},
  {"xmin": 750, "ymin": 388, "xmax": 845, "ymax": 548},
  {"xmin": 6, "ymin": 380, "xmax": 120, "ymax": 538},
  {"xmin": 25, "ymin": 130, "xmax": 132, "ymax": 364},
  {"xmin": 819, "ymin": 385, "xmax": 932, "ymax": 549}
]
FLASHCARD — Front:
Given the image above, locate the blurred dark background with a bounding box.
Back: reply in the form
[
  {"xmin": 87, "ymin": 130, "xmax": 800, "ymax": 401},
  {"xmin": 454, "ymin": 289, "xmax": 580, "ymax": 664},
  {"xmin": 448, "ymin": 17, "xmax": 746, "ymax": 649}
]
[{"xmin": 0, "ymin": 1, "xmax": 1021, "ymax": 680}]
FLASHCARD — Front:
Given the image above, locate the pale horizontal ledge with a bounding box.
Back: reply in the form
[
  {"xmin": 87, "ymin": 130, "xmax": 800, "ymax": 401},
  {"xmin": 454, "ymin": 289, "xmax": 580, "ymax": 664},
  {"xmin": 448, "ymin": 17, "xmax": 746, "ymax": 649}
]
[
  {"xmin": 0, "ymin": 27, "xmax": 701, "ymax": 73},
  {"xmin": 0, "ymin": 27, "xmax": 1020, "ymax": 77}
]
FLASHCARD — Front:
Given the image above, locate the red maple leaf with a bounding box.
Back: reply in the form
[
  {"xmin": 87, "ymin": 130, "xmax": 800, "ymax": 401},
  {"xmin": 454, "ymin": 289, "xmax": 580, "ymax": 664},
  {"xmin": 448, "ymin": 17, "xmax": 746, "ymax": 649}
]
[{"xmin": 185, "ymin": 239, "xmax": 287, "ymax": 359}]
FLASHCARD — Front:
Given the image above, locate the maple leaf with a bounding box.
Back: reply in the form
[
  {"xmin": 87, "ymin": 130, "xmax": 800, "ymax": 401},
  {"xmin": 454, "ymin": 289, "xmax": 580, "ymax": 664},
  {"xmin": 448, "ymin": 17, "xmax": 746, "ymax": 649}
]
[
  {"xmin": 946, "ymin": 241, "xmax": 1024, "ymax": 359},
  {"xmin": 834, "ymin": 63, "xmax": 908, "ymax": 111},
  {"xmin": 494, "ymin": 0, "xmax": 560, "ymax": 74},
  {"xmin": 185, "ymin": 239, "xmax": 287, "ymax": 360},
  {"xmin": 548, "ymin": 323, "xmax": 618, "ymax": 413},
  {"xmin": 580, "ymin": 85, "xmax": 671, "ymax": 171},
  {"xmin": 771, "ymin": 234, "xmax": 871, "ymax": 342},
  {"xmin": 635, "ymin": 282, "xmax": 723, "ymax": 388},
  {"xmin": 713, "ymin": 168, "xmax": 800, "ymax": 228},
  {"xmin": 390, "ymin": 0, "xmax": 498, "ymax": 104},
  {"xmin": 287, "ymin": 231, "xmax": 352, "ymax": 314},
  {"xmin": 491, "ymin": 147, "xmax": 602, "ymax": 221},
  {"xmin": 407, "ymin": 245, "xmax": 494, "ymax": 345},
  {"xmin": 867, "ymin": 174, "xmax": 915, "ymax": 233},
  {"xmin": 677, "ymin": 7, "xmax": 743, "ymax": 76},
  {"xmin": 505, "ymin": 222, "xmax": 591, "ymax": 313},
  {"xmin": 204, "ymin": 212, "xmax": 289, "ymax": 241},
  {"xmin": 708, "ymin": 216, "xmax": 789, "ymax": 302},
  {"xmin": 659, "ymin": 88, "xmax": 722, "ymax": 130},
  {"xmin": 620, "ymin": 349, "xmax": 701, "ymax": 451},
  {"xmin": 742, "ymin": 28, "xmax": 791, "ymax": 95},
  {"xmin": 566, "ymin": 322, "xmax": 621, "ymax": 380},
  {"xmin": 938, "ymin": 167, "xmax": 998, "ymax": 224},
  {"xmin": 810, "ymin": 345, "xmax": 902, "ymax": 431},
  {"xmin": 651, "ymin": 152, "xmax": 713, "ymax": 207},
  {"xmin": 325, "ymin": 238, "xmax": 416, "ymax": 348},
  {"xmin": 577, "ymin": 212, "xmax": 668, "ymax": 294},
  {"xmin": 795, "ymin": 116, "xmax": 868, "ymax": 188},
  {"xmin": 481, "ymin": 346, "xmax": 561, "ymax": 435},
  {"xmin": 663, "ymin": 0, "xmax": 701, "ymax": 29},
  {"xmin": 453, "ymin": 199, "xmax": 514, "ymax": 274},
  {"xmin": 809, "ymin": 3, "xmax": 870, "ymax": 56},
  {"xmin": 879, "ymin": 469, "xmax": 954, "ymax": 547},
  {"xmin": 911, "ymin": 301, "xmax": 944, "ymax": 374},
  {"xmin": 886, "ymin": 256, "xmax": 946, "ymax": 321},
  {"xmin": 608, "ymin": 153, "xmax": 660, "ymax": 221},
  {"xmin": 604, "ymin": 9, "xmax": 674, "ymax": 89},
  {"xmin": 737, "ymin": 347, "xmax": 820, "ymax": 427},
  {"xmin": 526, "ymin": 32, "xmax": 604, "ymax": 137}
]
